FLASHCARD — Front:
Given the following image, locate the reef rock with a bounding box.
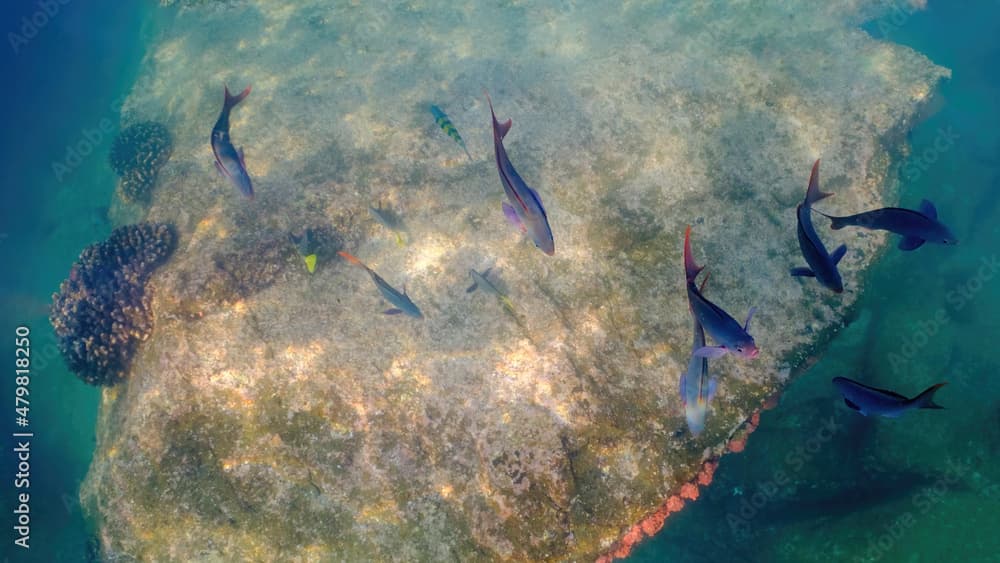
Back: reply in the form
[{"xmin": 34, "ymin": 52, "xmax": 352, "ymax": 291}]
[
  {"xmin": 109, "ymin": 121, "xmax": 173, "ymax": 204},
  {"xmin": 82, "ymin": 1, "xmax": 947, "ymax": 560}
]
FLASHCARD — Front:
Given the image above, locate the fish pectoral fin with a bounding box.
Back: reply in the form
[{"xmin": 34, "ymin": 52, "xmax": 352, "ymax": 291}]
[
  {"xmin": 919, "ymin": 199, "xmax": 938, "ymax": 219},
  {"xmin": 466, "ymin": 281, "xmax": 478, "ymax": 293},
  {"xmin": 237, "ymin": 147, "xmax": 247, "ymax": 167},
  {"xmin": 831, "ymin": 244, "xmax": 848, "ymax": 265},
  {"xmin": 790, "ymin": 267, "xmax": 816, "ymax": 277},
  {"xmin": 844, "ymin": 398, "xmax": 862, "ymax": 411},
  {"xmin": 383, "ymin": 308, "xmax": 404, "ymax": 315},
  {"xmin": 214, "ymin": 160, "xmax": 226, "ymax": 178},
  {"xmin": 707, "ymin": 377, "xmax": 719, "ymax": 403},
  {"xmin": 693, "ymin": 346, "xmax": 728, "ymax": 359},
  {"xmin": 678, "ymin": 374, "xmax": 687, "ymax": 401},
  {"xmin": 502, "ymin": 202, "xmax": 526, "ymax": 233},
  {"xmin": 898, "ymin": 236, "xmax": 926, "ymax": 251}
]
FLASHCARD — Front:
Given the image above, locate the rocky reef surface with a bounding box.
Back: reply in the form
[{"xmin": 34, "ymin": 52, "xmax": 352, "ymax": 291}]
[
  {"xmin": 81, "ymin": 1, "xmax": 946, "ymax": 560},
  {"xmin": 109, "ymin": 121, "xmax": 173, "ymax": 204}
]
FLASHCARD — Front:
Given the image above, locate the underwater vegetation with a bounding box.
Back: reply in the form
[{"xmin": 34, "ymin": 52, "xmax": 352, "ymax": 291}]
[
  {"xmin": 50, "ymin": 223, "xmax": 176, "ymax": 385},
  {"xmin": 108, "ymin": 121, "xmax": 173, "ymax": 204}
]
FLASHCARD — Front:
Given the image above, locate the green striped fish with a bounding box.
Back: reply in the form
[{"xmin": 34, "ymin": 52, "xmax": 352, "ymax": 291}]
[{"xmin": 430, "ymin": 104, "xmax": 472, "ymax": 160}]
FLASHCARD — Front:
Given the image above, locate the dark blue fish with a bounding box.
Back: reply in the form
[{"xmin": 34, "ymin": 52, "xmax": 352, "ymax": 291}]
[
  {"xmin": 791, "ymin": 160, "xmax": 846, "ymax": 292},
  {"xmin": 486, "ymin": 92, "xmax": 555, "ymax": 256},
  {"xmin": 833, "ymin": 377, "xmax": 946, "ymax": 418},
  {"xmin": 680, "ymin": 274, "xmax": 718, "ymax": 436},
  {"xmin": 684, "ymin": 226, "xmax": 758, "ymax": 359},
  {"xmin": 338, "ymin": 251, "xmax": 423, "ymax": 319},
  {"xmin": 211, "ymin": 85, "xmax": 254, "ymax": 199},
  {"xmin": 816, "ymin": 199, "xmax": 957, "ymax": 251}
]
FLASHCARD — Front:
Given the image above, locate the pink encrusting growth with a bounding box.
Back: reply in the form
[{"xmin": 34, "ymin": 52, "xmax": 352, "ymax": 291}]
[{"xmin": 598, "ymin": 404, "xmax": 768, "ymax": 562}]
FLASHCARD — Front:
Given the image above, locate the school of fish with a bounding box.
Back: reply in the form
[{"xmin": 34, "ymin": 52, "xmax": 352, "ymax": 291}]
[{"xmin": 208, "ymin": 85, "xmax": 954, "ymax": 439}]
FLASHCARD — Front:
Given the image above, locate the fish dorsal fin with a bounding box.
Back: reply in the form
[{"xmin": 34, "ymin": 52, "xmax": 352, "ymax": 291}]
[
  {"xmin": 866, "ymin": 385, "xmax": 909, "ymax": 401},
  {"xmin": 466, "ymin": 281, "xmax": 478, "ymax": 293},
  {"xmin": 679, "ymin": 373, "xmax": 687, "ymax": 402},
  {"xmin": 238, "ymin": 147, "xmax": 247, "ymax": 167},
  {"xmin": 918, "ymin": 199, "xmax": 938, "ymax": 219},
  {"xmin": 698, "ymin": 271, "xmax": 711, "ymax": 294},
  {"xmin": 805, "ymin": 159, "xmax": 834, "ymax": 206},
  {"xmin": 880, "ymin": 390, "xmax": 910, "ymax": 401},
  {"xmin": 743, "ymin": 306, "xmax": 757, "ymax": 332},
  {"xmin": 844, "ymin": 398, "xmax": 861, "ymax": 411},
  {"xmin": 831, "ymin": 244, "xmax": 847, "ymax": 265}
]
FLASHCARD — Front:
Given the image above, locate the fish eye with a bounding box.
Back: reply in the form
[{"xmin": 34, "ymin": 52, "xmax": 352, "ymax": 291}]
[{"xmin": 736, "ymin": 346, "xmax": 744, "ymax": 353}]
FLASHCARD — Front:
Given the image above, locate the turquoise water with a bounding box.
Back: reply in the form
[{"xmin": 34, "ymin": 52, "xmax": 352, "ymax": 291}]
[
  {"xmin": 1, "ymin": 2, "xmax": 153, "ymax": 560},
  {"xmin": 2, "ymin": 1, "xmax": 997, "ymax": 562},
  {"xmin": 630, "ymin": 2, "xmax": 1000, "ymax": 561}
]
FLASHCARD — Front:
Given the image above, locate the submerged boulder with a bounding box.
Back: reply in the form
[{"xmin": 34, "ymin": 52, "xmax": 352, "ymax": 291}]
[{"xmin": 82, "ymin": 1, "xmax": 947, "ymax": 560}]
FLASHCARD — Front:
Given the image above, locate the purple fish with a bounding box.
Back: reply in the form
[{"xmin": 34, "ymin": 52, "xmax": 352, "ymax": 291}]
[
  {"xmin": 211, "ymin": 85, "xmax": 254, "ymax": 199},
  {"xmin": 791, "ymin": 160, "xmax": 846, "ymax": 292},
  {"xmin": 680, "ymin": 274, "xmax": 718, "ymax": 435},
  {"xmin": 816, "ymin": 199, "xmax": 957, "ymax": 251},
  {"xmin": 684, "ymin": 226, "xmax": 758, "ymax": 360},
  {"xmin": 833, "ymin": 377, "xmax": 946, "ymax": 418},
  {"xmin": 486, "ymin": 92, "xmax": 555, "ymax": 256}
]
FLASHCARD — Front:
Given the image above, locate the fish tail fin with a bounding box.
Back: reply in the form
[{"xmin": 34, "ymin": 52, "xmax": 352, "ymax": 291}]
[
  {"xmin": 805, "ymin": 159, "xmax": 834, "ymax": 206},
  {"xmin": 224, "ymin": 84, "xmax": 252, "ymax": 110},
  {"xmin": 698, "ymin": 271, "xmax": 711, "ymax": 294},
  {"xmin": 812, "ymin": 208, "xmax": 847, "ymax": 229},
  {"xmin": 913, "ymin": 382, "xmax": 947, "ymax": 409},
  {"xmin": 337, "ymin": 251, "xmax": 367, "ymax": 270},
  {"xmin": 484, "ymin": 90, "xmax": 512, "ymax": 139},
  {"xmin": 684, "ymin": 225, "xmax": 705, "ymax": 283}
]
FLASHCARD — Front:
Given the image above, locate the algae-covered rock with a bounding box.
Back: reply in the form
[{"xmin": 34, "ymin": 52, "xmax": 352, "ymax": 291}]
[{"xmin": 82, "ymin": 0, "xmax": 948, "ymax": 560}]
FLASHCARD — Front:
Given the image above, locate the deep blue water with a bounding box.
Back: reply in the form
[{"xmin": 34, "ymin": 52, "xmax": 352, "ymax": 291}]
[
  {"xmin": 1, "ymin": 1, "xmax": 997, "ymax": 562},
  {"xmin": 629, "ymin": 2, "xmax": 1000, "ymax": 561},
  {"xmin": 1, "ymin": 2, "xmax": 152, "ymax": 560}
]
